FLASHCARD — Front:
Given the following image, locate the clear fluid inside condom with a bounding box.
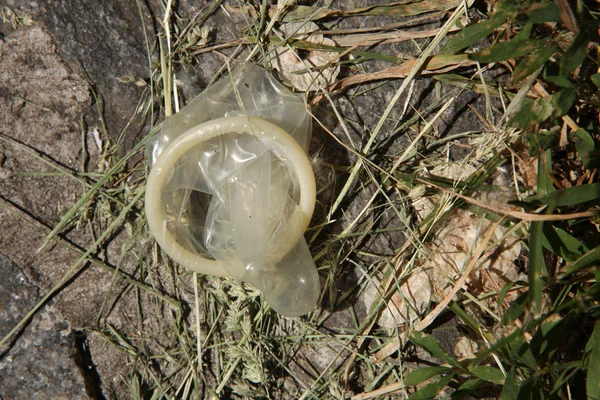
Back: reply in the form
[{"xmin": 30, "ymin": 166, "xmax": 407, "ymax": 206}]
[{"xmin": 161, "ymin": 132, "xmax": 319, "ymax": 317}]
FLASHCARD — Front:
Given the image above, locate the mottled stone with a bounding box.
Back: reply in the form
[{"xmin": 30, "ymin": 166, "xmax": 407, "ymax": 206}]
[{"xmin": 0, "ymin": 255, "xmax": 89, "ymax": 399}]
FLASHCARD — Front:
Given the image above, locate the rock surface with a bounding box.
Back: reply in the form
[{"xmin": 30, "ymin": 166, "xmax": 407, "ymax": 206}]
[{"xmin": 0, "ymin": 255, "xmax": 90, "ymax": 399}]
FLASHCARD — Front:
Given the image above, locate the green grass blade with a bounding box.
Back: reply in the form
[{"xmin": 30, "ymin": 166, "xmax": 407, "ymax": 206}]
[
  {"xmin": 523, "ymin": 1, "xmax": 560, "ymax": 23},
  {"xmin": 560, "ymin": 33, "xmax": 589, "ymax": 76},
  {"xmin": 404, "ymin": 366, "xmax": 453, "ymax": 386},
  {"xmin": 513, "ymin": 43, "xmax": 557, "ymax": 82},
  {"xmin": 467, "ymin": 365, "xmax": 505, "ymax": 384},
  {"xmin": 510, "ymin": 89, "xmax": 576, "ymax": 129},
  {"xmin": 408, "ymin": 373, "xmax": 455, "ymax": 400},
  {"xmin": 528, "ymin": 147, "xmax": 554, "ymax": 318},
  {"xmin": 448, "ymin": 301, "xmax": 480, "ymax": 334},
  {"xmin": 572, "ymin": 129, "xmax": 597, "ymax": 169},
  {"xmin": 470, "ymin": 39, "xmax": 543, "ymax": 63},
  {"xmin": 542, "ymin": 225, "xmax": 587, "ymax": 262},
  {"xmin": 409, "ymin": 331, "xmax": 461, "ymax": 368},
  {"xmin": 502, "ymin": 291, "xmax": 529, "ymax": 325},
  {"xmin": 434, "ymin": 73, "xmax": 514, "ymax": 99},
  {"xmin": 586, "ymin": 320, "xmax": 600, "ymax": 399},
  {"xmin": 453, "ymin": 378, "xmax": 484, "ymax": 397},
  {"xmin": 509, "ymin": 332, "xmax": 538, "ymax": 371},
  {"xmin": 525, "ymin": 183, "xmax": 600, "ymax": 208},
  {"xmin": 529, "ymin": 219, "xmax": 545, "ymax": 318},
  {"xmin": 562, "ymin": 245, "xmax": 600, "ymax": 276},
  {"xmin": 500, "ymin": 368, "xmax": 519, "ymax": 400},
  {"xmin": 592, "ymin": 73, "xmax": 600, "ymax": 88},
  {"xmin": 441, "ymin": 5, "xmax": 515, "ymax": 53},
  {"xmin": 38, "ymin": 126, "xmax": 158, "ymax": 250}
]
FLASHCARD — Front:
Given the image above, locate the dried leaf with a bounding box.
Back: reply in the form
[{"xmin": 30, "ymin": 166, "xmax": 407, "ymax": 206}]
[
  {"xmin": 454, "ymin": 337, "xmax": 479, "ymax": 359},
  {"xmin": 229, "ymin": 0, "xmax": 464, "ymax": 21},
  {"xmin": 333, "ymin": 25, "xmax": 459, "ymax": 47},
  {"xmin": 327, "ymin": 54, "xmax": 475, "ymax": 93},
  {"xmin": 270, "ymin": 22, "xmax": 340, "ymax": 92},
  {"xmin": 415, "ymin": 163, "xmax": 522, "ymax": 308},
  {"xmin": 554, "ymin": 0, "xmax": 579, "ymax": 32}
]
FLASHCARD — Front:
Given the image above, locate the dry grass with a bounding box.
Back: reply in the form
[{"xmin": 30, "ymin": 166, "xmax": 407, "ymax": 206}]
[{"xmin": 2, "ymin": 0, "xmax": 599, "ymax": 398}]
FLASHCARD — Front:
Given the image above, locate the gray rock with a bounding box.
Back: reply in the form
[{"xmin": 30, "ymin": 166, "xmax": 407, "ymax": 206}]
[
  {"xmin": 0, "ymin": 255, "xmax": 41, "ymax": 349},
  {"xmin": 37, "ymin": 0, "xmax": 149, "ymax": 139},
  {"xmin": 0, "ymin": 255, "xmax": 90, "ymax": 399}
]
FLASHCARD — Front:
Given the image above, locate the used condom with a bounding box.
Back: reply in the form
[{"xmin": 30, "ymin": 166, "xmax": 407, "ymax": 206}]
[{"xmin": 145, "ymin": 65, "xmax": 319, "ymax": 317}]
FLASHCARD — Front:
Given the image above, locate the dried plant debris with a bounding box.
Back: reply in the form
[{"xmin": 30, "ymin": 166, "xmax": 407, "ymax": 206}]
[
  {"xmin": 414, "ymin": 162, "xmax": 524, "ymax": 305},
  {"xmin": 1, "ymin": 7, "xmax": 34, "ymax": 29},
  {"xmin": 453, "ymin": 336, "xmax": 479, "ymax": 360},
  {"xmin": 362, "ymin": 270, "xmax": 432, "ymax": 328},
  {"xmin": 270, "ymin": 22, "xmax": 340, "ymax": 92},
  {"xmin": 362, "ymin": 158, "xmax": 521, "ymax": 329},
  {"xmin": 421, "ymin": 208, "xmax": 523, "ymax": 300},
  {"xmin": 230, "ymin": 1, "xmax": 464, "ymax": 22}
]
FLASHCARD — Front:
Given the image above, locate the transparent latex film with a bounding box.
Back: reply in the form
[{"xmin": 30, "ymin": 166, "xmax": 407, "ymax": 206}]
[
  {"xmin": 147, "ymin": 64, "xmax": 312, "ymax": 164},
  {"xmin": 146, "ymin": 66, "xmax": 319, "ymax": 317}
]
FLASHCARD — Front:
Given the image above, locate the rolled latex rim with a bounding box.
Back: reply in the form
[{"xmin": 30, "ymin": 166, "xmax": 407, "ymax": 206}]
[{"xmin": 145, "ymin": 116, "xmax": 316, "ymax": 277}]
